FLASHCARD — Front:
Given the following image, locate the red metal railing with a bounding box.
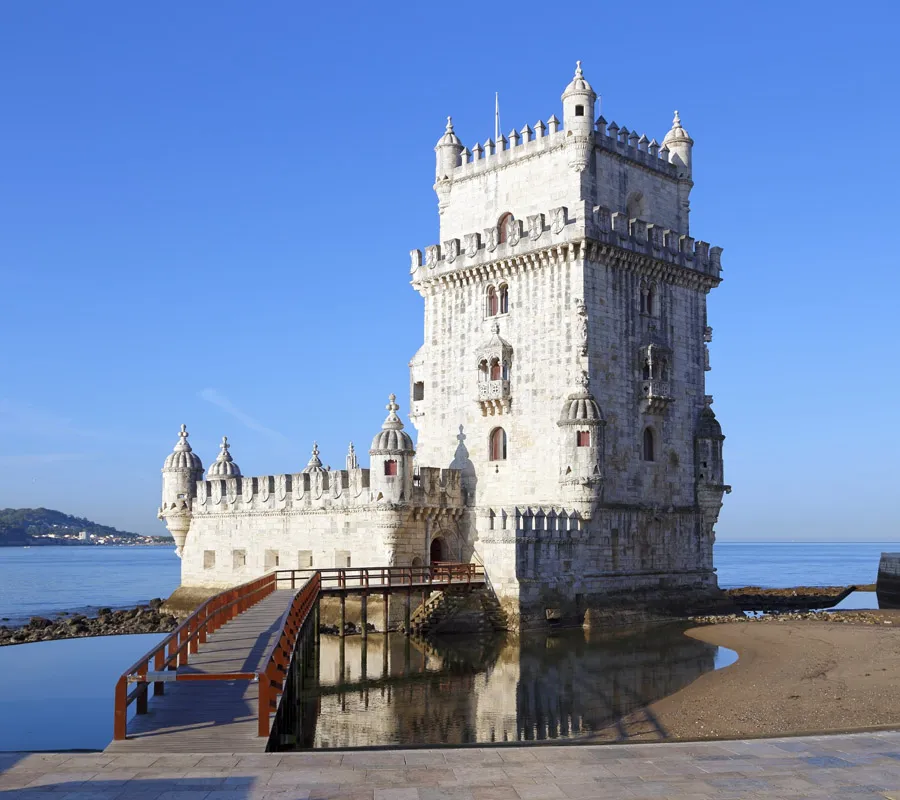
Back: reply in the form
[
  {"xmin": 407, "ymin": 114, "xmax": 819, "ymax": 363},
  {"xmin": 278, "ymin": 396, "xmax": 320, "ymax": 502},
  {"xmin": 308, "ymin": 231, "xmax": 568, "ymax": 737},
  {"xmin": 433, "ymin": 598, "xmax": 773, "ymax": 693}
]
[
  {"xmin": 257, "ymin": 571, "xmax": 321, "ymax": 737},
  {"xmin": 112, "ymin": 562, "xmax": 484, "ymax": 741},
  {"xmin": 112, "ymin": 572, "xmax": 279, "ymax": 740},
  {"xmin": 274, "ymin": 562, "xmax": 484, "ymax": 592}
]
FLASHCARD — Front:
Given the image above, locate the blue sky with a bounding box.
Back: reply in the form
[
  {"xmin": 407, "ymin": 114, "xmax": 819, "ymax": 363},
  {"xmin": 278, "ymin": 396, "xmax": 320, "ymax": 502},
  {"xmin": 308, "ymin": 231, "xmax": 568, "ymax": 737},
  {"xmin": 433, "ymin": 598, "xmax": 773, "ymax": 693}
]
[{"xmin": 0, "ymin": 1, "xmax": 897, "ymax": 541}]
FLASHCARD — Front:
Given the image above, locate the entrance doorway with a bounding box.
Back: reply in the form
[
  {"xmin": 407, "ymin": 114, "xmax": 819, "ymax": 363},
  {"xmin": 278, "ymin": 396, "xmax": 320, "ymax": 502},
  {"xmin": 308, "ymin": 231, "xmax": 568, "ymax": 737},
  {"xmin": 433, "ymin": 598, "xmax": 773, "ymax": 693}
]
[{"xmin": 430, "ymin": 537, "xmax": 446, "ymax": 564}]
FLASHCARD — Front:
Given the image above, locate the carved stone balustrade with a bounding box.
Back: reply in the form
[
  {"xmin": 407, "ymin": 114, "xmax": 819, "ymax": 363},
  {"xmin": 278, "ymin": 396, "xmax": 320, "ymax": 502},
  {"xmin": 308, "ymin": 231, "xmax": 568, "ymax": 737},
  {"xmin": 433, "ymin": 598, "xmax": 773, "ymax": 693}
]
[
  {"xmin": 477, "ymin": 379, "xmax": 511, "ymax": 416},
  {"xmin": 639, "ymin": 379, "xmax": 673, "ymax": 414}
]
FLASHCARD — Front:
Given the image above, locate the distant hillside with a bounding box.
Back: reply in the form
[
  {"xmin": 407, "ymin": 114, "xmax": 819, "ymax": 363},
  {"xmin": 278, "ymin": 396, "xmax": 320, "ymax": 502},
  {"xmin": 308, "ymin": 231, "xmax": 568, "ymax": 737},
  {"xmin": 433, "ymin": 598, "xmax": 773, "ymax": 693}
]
[{"xmin": 0, "ymin": 508, "xmax": 148, "ymax": 545}]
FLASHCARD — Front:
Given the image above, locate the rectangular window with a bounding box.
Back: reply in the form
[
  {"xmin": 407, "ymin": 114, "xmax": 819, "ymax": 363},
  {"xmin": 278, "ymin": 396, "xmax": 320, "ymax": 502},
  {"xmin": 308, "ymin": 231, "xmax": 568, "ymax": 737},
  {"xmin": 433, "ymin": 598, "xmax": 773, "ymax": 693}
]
[
  {"xmin": 298, "ymin": 550, "xmax": 313, "ymax": 568},
  {"xmin": 232, "ymin": 549, "xmax": 246, "ymax": 569},
  {"xmin": 413, "ymin": 381, "xmax": 425, "ymax": 401},
  {"xmin": 575, "ymin": 105, "xmax": 584, "ymax": 117},
  {"xmin": 264, "ymin": 549, "xmax": 280, "ymax": 570},
  {"xmin": 203, "ymin": 550, "xmax": 216, "ymax": 569},
  {"xmin": 334, "ymin": 550, "xmax": 351, "ymax": 568},
  {"xmin": 384, "ymin": 460, "xmax": 398, "ymax": 476},
  {"xmin": 576, "ymin": 431, "xmax": 591, "ymax": 447}
]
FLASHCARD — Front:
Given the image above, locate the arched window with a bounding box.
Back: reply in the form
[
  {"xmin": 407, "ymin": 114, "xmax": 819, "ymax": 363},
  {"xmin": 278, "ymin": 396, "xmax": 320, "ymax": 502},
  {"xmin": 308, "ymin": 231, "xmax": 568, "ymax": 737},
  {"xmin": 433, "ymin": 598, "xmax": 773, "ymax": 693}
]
[
  {"xmin": 576, "ymin": 430, "xmax": 591, "ymax": 447},
  {"xmin": 497, "ymin": 212, "xmax": 513, "ymax": 244},
  {"xmin": 486, "ymin": 286, "xmax": 498, "ymax": 317},
  {"xmin": 642, "ymin": 428, "xmax": 655, "ymax": 462},
  {"xmin": 642, "ymin": 358, "xmax": 651, "ymax": 380},
  {"xmin": 384, "ymin": 459, "xmax": 398, "ymax": 476},
  {"xmin": 489, "ymin": 427, "xmax": 507, "ymax": 461},
  {"xmin": 640, "ymin": 280, "xmax": 656, "ymax": 316},
  {"xmin": 478, "ymin": 359, "xmax": 489, "ymax": 382},
  {"xmin": 499, "ymin": 284, "xmax": 509, "ymax": 314},
  {"xmin": 489, "ymin": 358, "xmax": 502, "ymax": 381}
]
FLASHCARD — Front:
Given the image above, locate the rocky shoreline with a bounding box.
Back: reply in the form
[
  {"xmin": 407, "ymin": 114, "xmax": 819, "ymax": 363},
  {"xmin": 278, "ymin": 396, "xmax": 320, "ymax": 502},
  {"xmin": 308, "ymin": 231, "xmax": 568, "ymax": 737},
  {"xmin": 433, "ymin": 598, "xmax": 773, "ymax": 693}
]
[{"xmin": 0, "ymin": 599, "xmax": 178, "ymax": 647}]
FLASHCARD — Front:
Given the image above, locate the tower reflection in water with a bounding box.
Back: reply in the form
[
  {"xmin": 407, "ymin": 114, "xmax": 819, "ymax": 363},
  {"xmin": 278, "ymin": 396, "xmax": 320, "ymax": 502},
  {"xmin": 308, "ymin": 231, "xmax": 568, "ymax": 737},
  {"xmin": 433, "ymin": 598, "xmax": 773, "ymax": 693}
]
[{"xmin": 277, "ymin": 626, "xmax": 719, "ymax": 750}]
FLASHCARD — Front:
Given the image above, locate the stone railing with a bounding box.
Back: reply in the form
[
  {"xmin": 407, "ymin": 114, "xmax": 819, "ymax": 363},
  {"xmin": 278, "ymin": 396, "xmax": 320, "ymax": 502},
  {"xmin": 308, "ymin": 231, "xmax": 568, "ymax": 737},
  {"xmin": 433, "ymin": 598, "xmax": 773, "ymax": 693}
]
[{"xmin": 478, "ymin": 380, "xmax": 510, "ymax": 401}]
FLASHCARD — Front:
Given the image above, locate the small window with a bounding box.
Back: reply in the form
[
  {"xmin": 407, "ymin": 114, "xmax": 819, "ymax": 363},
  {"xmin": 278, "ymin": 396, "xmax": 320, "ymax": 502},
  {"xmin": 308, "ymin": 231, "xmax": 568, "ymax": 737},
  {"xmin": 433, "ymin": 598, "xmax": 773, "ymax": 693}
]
[
  {"xmin": 479, "ymin": 359, "xmax": 489, "ymax": 381},
  {"xmin": 298, "ymin": 550, "xmax": 313, "ymax": 568},
  {"xmin": 576, "ymin": 431, "xmax": 591, "ymax": 447},
  {"xmin": 499, "ymin": 284, "xmax": 509, "ymax": 314},
  {"xmin": 575, "ymin": 105, "xmax": 584, "ymax": 117},
  {"xmin": 384, "ymin": 459, "xmax": 398, "ymax": 476},
  {"xmin": 489, "ymin": 427, "xmax": 507, "ymax": 461},
  {"xmin": 642, "ymin": 358, "xmax": 651, "ymax": 380},
  {"xmin": 264, "ymin": 549, "xmax": 279, "ymax": 570},
  {"xmin": 177, "ymin": 493, "xmax": 187, "ymax": 500},
  {"xmin": 413, "ymin": 381, "xmax": 424, "ymax": 401},
  {"xmin": 490, "ymin": 358, "xmax": 502, "ymax": 381},
  {"xmin": 642, "ymin": 428, "xmax": 655, "ymax": 462},
  {"xmin": 232, "ymin": 549, "xmax": 246, "ymax": 569},
  {"xmin": 497, "ymin": 212, "xmax": 512, "ymax": 244},
  {"xmin": 486, "ymin": 286, "xmax": 499, "ymax": 317},
  {"xmin": 203, "ymin": 550, "xmax": 216, "ymax": 569},
  {"xmin": 334, "ymin": 550, "xmax": 351, "ymax": 568}
]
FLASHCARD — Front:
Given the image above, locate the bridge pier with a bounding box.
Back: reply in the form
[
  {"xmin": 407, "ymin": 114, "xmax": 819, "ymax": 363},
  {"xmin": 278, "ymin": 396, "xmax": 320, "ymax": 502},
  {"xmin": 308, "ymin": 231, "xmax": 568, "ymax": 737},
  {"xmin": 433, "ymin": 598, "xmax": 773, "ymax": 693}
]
[
  {"xmin": 404, "ymin": 591, "xmax": 411, "ymax": 635},
  {"xmin": 339, "ymin": 595, "xmax": 346, "ymax": 637},
  {"xmin": 361, "ymin": 593, "xmax": 368, "ymax": 639}
]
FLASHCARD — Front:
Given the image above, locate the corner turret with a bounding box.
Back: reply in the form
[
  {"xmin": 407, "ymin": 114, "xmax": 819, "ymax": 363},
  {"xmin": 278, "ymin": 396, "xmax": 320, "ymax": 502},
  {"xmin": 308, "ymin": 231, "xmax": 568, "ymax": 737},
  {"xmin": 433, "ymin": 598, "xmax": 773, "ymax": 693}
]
[
  {"xmin": 561, "ymin": 61, "xmax": 596, "ymax": 172},
  {"xmin": 557, "ymin": 371, "xmax": 605, "ymax": 518},
  {"xmin": 369, "ymin": 394, "xmax": 415, "ymax": 503},
  {"xmin": 158, "ymin": 424, "xmax": 204, "ymax": 557},
  {"xmin": 434, "ymin": 117, "xmax": 464, "ymax": 214},
  {"xmin": 662, "ymin": 110, "xmax": 693, "ymax": 178},
  {"xmin": 695, "ymin": 397, "xmax": 730, "ymax": 526}
]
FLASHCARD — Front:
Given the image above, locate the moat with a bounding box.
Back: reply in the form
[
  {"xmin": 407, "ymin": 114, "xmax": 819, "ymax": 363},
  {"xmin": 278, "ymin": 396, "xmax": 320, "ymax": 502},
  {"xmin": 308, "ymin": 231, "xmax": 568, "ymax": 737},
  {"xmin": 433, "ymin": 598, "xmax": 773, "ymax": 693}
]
[{"xmin": 275, "ymin": 624, "xmax": 736, "ymax": 750}]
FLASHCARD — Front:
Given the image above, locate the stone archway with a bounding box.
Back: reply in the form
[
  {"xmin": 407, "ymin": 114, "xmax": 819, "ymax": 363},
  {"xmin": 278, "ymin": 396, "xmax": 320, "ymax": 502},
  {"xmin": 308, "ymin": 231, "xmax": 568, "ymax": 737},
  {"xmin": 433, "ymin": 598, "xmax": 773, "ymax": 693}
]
[{"xmin": 430, "ymin": 537, "xmax": 447, "ymax": 564}]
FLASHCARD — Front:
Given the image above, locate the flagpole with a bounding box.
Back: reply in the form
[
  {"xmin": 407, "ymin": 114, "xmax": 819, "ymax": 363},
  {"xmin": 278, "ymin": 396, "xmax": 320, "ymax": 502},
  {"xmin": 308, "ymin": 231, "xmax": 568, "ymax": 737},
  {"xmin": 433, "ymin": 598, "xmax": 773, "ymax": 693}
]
[{"xmin": 495, "ymin": 92, "xmax": 500, "ymax": 143}]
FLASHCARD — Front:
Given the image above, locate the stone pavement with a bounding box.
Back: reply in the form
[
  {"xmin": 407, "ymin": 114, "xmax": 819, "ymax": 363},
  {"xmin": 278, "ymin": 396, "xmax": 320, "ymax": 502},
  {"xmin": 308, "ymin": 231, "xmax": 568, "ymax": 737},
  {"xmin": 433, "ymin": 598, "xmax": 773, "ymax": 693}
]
[{"xmin": 1, "ymin": 730, "xmax": 900, "ymax": 799}]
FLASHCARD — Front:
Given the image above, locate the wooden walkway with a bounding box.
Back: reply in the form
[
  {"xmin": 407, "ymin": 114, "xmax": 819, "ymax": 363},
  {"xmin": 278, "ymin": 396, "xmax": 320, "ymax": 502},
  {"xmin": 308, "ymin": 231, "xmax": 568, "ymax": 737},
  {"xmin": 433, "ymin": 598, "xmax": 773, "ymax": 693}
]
[{"xmin": 105, "ymin": 589, "xmax": 296, "ymax": 754}]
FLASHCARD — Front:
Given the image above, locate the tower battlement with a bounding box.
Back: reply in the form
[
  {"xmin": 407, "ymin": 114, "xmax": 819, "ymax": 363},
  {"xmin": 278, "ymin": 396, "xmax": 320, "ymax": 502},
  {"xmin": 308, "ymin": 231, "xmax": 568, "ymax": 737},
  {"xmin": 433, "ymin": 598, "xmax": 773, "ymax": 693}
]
[{"xmin": 410, "ymin": 203, "xmax": 722, "ymax": 287}]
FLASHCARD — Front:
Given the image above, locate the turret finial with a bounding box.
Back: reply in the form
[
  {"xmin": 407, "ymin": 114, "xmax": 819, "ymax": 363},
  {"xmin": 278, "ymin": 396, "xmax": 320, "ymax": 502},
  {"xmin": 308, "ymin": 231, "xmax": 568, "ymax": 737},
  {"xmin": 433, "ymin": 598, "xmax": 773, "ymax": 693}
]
[
  {"xmin": 446, "ymin": 116, "xmax": 454, "ymax": 132},
  {"xmin": 219, "ymin": 435, "xmax": 229, "ymax": 453},
  {"xmin": 179, "ymin": 424, "xmax": 188, "ymax": 439},
  {"xmin": 577, "ymin": 370, "xmax": 590, "ymax": 390},
  {"xmin": 575, "ymin": 60, "xmax": 583, "ymax": 77},
  {"xmin": 491, "ymin": 321, "xmax": 500, "ymax": 335},
  {"xmin": 673, "ymin": 110, "xmax": 682, "ymax": 128},
  {"xmin": 386, "ymin": 393, "xmax": 399, "ymax": 414}
]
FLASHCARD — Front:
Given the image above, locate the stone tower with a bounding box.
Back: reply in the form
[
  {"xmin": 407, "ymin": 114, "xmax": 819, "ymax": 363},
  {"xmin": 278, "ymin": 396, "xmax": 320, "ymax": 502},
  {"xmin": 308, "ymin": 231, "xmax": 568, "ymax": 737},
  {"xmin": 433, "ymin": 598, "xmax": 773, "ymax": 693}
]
[{"xmin": 409, "ymin": 63, "xmax": 730, "ymax": 626}]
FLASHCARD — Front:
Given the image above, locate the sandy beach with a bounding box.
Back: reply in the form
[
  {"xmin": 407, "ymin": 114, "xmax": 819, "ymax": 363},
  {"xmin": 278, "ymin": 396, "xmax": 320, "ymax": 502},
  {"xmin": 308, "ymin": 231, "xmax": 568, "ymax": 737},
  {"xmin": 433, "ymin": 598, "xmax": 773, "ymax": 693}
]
[{"xmin": 626, "ymin": 612, "xmax": 900, "ymax": 742}]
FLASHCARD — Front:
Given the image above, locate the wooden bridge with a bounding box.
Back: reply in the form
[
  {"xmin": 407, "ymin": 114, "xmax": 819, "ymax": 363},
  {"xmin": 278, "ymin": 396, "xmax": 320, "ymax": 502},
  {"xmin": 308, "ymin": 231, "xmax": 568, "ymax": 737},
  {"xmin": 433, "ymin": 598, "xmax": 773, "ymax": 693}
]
[{"xmin": 105, "ymin": 563, "xmax": 484, "ymax": 753}]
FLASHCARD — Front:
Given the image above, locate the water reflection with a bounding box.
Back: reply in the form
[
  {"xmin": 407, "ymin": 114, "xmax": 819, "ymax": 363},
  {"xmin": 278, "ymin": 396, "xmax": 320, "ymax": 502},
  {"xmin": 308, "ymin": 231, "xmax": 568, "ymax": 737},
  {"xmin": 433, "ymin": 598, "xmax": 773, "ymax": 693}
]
[{"xmin": 282, "ymin": 625, "xmax": 725, "ymax": 749}]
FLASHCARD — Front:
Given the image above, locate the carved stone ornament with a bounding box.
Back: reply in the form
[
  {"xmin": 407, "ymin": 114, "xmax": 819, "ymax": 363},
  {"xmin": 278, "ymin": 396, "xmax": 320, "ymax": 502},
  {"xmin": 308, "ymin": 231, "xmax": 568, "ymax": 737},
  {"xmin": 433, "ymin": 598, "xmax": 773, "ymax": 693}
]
[
  {"xmin": 464, "ymin": 232, "xmax": 480, "ymax": 258},
  {"xmin": 551, "ymin": 206, "xmax": 567, "ymax": 235},
  {"xmin": 425, "ymin": 245, "xmax": 441, "ymax": 268},
  {"xmin": 484, "ymin": 226, "xmax": 499, "ymax": 253},
  {"xmin": 197, "ymin": 481, "xmax": 208, "ymax": 505},
  {"xmin": 527, "ymin": 213, "xmax": 544, "ymax": 241},
  {"xmin": 410, "ymin": 249, "xmax": 422, "ymax": 272},
  {"xmin": 507, "ymin": 217, "xmax": 521, "ymax": 246},
  {"xmin": 445, "ymin": 238, "xmax": 459, "ymax": 263},
  {"xmin": 277, "ymin": 474, "xmax": 287, "ymax": 501},
  {"xmin": 575, "ymin": 299, "xmax": 588, "ymax": 355}
]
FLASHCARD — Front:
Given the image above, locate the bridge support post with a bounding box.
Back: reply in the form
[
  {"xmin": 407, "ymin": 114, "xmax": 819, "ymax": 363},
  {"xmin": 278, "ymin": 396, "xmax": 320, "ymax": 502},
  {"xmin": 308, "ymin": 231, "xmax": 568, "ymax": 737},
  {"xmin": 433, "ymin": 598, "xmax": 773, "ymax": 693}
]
[
  {"xmin": 382, "ymin": 591, "xmax": 389, "ymax": 632},
  {"xmin": 361, "ymin": 593, "xmax": 368, "ymax": 639},
  {"xmin": 339, "ymin": 595, "xmax": 346, "ymax": 638},
  {"xmin": 404, "ymin": 591, "xmax": 411, "ymax": 635}
]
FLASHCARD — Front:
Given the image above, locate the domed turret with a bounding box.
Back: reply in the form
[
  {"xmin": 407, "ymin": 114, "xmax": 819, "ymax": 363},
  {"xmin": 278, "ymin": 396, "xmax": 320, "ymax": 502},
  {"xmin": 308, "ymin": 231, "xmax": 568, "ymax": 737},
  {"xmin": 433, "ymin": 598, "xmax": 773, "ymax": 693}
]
[
  {"xmin": 163, "ymin": 424, "xmax": 203, "ymax": 473},
  {"xmin": 207, "ymin": 436, "xmax": 241, "ymax": 479},
  {"xmin": 696, "ymin": 404, "xmax": 723, "ymax": 440},
  {"xmin": 302, "ymin": 442, "xmax": 327, "ymax": 476},
  {"xmin": 662, "ymin": 110, "xmax": 693, "ymax": 177},
  {"xmin": 159, "ymin": 424, "xmax": 204, "ymax": 557},
  {"xmin": 695, "ymin": 399, "xmax": 729, "ymax": 526},
  {"xmin": 434, "ymin": 116, "xmax": 464, "ymax": 180},
  {"xmin": 369, "ymin": 394, "xmax": 415, "ymax": 503},
  {"xmin": 561, "ymin": 61, "xmax": 596, "ymax": 143},
  {"xmin": 557, "ymin": 372, "xmax": 605, "ymax": 517}
]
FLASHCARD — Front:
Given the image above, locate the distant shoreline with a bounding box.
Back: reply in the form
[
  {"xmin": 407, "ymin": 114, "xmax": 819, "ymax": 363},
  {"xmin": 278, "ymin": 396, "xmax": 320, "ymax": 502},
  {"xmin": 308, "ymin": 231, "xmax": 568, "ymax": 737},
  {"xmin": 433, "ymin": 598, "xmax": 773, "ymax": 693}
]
[{"xmin": 0, "ymin": 541, "xmax": 170, "ymax": 548}]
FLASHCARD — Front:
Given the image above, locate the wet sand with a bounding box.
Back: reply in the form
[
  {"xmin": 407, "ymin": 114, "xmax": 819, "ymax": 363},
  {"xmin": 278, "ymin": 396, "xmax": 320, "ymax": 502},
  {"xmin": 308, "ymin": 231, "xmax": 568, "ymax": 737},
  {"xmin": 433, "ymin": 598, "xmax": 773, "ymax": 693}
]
[{"xmin": 636, "ymin": 613, "xmax": 900, "ymax": 741}]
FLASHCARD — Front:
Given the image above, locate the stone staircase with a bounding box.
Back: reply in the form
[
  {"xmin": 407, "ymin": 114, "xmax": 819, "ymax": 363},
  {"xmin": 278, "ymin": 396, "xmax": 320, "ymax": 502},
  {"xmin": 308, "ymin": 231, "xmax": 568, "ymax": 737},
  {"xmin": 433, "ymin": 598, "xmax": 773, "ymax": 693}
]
[{"xmin": 406, "ymin": 585, "xmax": 508, "ymax": 637}]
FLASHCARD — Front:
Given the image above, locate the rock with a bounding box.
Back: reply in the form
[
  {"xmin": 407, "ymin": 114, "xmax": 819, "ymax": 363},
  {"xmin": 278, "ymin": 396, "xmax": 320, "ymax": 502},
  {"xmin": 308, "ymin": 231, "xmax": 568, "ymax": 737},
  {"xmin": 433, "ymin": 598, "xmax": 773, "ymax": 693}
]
[
  {"xmin": 98, "ymin": 608, "xmax": 112, "ymax": 616},
  {"xmin": 149, "ymin": 598, "xmax": 164, "ymax": 610},
  {"xmin": 28, "ymin": 617, "xmax": 53, "ymax": 629}
]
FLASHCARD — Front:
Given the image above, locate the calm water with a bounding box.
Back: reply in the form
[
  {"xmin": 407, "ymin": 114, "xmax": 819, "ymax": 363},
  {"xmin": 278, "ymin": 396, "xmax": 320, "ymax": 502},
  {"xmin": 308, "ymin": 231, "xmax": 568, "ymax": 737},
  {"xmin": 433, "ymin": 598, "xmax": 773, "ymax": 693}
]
[
  {"xmin": 278, "ymin": 627, "xmax": 736, "ymax": 749},
  {"xmin": 0, "ymin": 546, "xmax": 180, "ymax": 624},
  {"xmin": 0, "ymin": 541, "xmax": 894, "ymax": 751}
]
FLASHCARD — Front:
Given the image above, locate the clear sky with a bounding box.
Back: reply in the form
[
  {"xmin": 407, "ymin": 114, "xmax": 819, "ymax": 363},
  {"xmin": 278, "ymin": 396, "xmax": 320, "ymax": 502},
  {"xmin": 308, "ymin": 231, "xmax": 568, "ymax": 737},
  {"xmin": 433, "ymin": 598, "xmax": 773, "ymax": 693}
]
[{"xmin": 1, "ymin": 1, "xmax": 898, "ymax": 541}]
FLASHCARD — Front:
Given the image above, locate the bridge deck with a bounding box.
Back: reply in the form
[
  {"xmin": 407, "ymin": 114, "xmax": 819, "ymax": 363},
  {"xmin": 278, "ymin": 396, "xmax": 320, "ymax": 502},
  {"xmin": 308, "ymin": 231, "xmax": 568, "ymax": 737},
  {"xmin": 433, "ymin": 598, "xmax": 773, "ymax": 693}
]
[{"xmin": 105, "ymin": 589, "xmax": 296, "ymax": 754}]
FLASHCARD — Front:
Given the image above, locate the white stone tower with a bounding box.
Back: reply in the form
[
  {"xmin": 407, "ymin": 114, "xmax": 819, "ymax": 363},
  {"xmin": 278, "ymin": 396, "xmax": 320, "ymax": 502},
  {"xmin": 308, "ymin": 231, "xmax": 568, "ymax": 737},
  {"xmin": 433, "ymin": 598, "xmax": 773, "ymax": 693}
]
[
  {"xmin": 409, "ymin": 62, "xmax": 730, "ymax": 625},
  {"xmin": 158, "ymin": 424, "xmax": 204, "ymax": 556}
]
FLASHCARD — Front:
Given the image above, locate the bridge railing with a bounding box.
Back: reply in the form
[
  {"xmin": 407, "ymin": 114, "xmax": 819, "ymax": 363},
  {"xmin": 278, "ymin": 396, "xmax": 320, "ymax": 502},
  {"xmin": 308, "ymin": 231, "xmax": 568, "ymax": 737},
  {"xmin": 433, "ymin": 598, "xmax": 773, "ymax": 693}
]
[
  {"xmin": 112, "ymin": 571, "xmax": 279, "ymax": 740},
  {"xmin": 273, "ymin": 562, "xmax": 484, "ymax": 592}
]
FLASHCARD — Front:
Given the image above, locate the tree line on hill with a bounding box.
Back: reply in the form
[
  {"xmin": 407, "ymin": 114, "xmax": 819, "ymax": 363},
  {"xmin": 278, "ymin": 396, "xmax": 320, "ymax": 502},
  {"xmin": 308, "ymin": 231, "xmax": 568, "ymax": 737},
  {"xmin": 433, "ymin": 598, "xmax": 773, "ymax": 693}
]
[{"xmin": 0, "ymin": 508, "xmax": 168, "ymax": 545}]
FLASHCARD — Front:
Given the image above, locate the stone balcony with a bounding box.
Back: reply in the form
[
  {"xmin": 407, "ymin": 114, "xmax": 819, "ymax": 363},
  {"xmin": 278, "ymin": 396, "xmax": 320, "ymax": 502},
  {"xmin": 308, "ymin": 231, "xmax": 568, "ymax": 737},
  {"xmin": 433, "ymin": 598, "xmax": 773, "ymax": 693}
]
[
  {"xmin": 478, "ymin": 379, "xmax": 511, "ymax": 415},
  {"xmin": 639, "ymin": 379, "xmax": 673, "ymax": 414}
]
